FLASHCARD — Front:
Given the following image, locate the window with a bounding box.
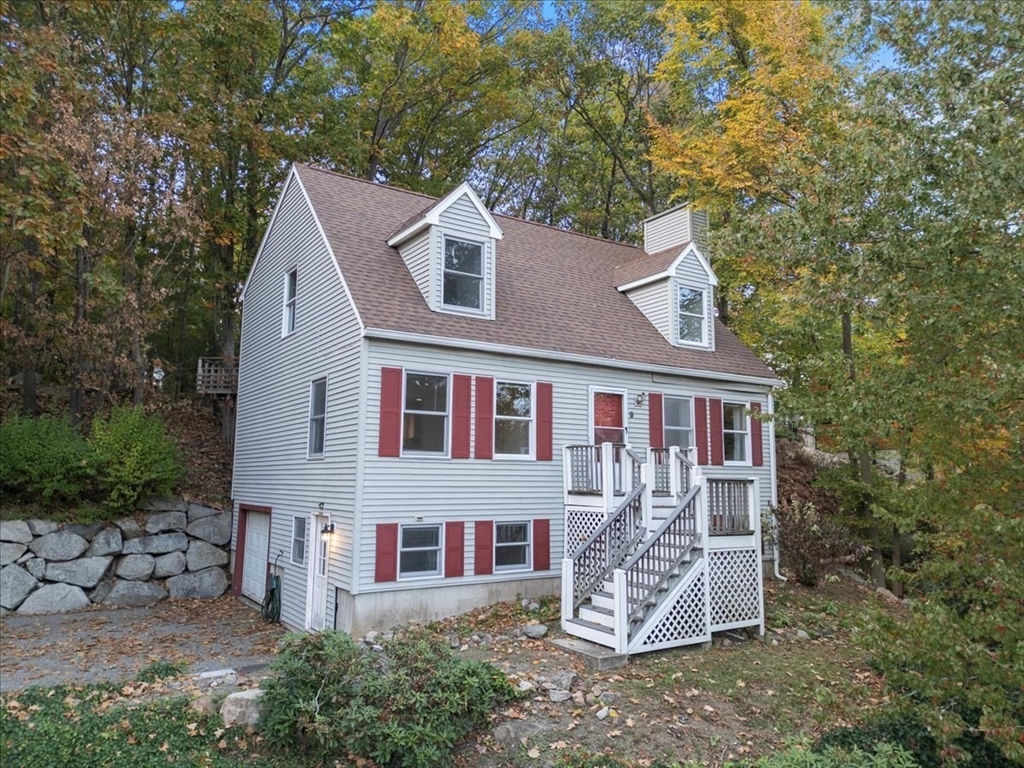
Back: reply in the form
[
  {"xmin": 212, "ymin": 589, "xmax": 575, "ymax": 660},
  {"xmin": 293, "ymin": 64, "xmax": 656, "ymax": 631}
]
[
  {"xmin": 399, "ymin": 524, "xmax": 441, "ymax": 577},
  {"xmin": 308, "ymin": 378, "xmax": 327, "ymax": 457},
  {"xmin": 664, "ymin": 396, "xmax": 693, "ymax": 449},
  {"xmin": 403, "ymin": 373, "xmax": 448, "ymax": 454},
  {"xmin": 723, "ymin": 403, "xmax": 748, "ymax": 462},
  {"xmin": 291, "ymin": 517, "xmax": 307, "ymax": 565},
  {"xmin": 283, "ymin": 269, "xmax": 297, "ymax": 335},
  {"xmin": 495, "ymin": 382, "xmax": 532, "ymax": 456},
  {"xmin": 495, "ymin": 522, "xmax": 530, "ymax": 571},
  {"xmin": 677, "ymin": 286, "xmax": 705, "ymax": 344},
  {"xmin": 442, "ymin": 237, "xmax": 483, "ymax": 310}
]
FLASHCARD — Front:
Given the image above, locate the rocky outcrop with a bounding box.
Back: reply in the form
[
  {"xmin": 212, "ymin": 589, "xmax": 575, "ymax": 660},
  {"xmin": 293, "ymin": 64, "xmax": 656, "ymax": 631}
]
[{"xmin": 0, "ymin": 501, "xmax": 231, "ymax": 615}]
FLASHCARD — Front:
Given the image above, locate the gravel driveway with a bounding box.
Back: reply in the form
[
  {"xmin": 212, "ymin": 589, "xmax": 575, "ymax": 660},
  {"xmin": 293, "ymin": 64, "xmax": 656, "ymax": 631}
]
[{"xmin": 0, "ymin": 596, "xmax": 287, "ymax": 691}]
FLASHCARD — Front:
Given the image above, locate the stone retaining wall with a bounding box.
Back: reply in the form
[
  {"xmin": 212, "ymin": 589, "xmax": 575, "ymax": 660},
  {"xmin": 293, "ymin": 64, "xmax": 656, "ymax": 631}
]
[{"xmin": 0, "ymin": 499, "xmax": 231, "ymax": 615}]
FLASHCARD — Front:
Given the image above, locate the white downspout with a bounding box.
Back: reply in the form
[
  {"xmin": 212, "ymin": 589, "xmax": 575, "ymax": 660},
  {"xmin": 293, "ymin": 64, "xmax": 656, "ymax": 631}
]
[{"xmin": 767, "ymin": 391, "xmax": 787, "ymax": 581}]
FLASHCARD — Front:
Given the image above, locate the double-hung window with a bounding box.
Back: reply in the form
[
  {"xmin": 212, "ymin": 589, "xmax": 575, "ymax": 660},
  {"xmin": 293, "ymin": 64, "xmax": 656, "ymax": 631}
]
[
  {"xmin": 399, "ymin": 524, "xmax": 442, "ymax": 577},
  {"xmin": 308, "ymin": 378, "xmax": 327, "ymax": 458},
  {"xmin": 663, "ymin": 396, "xmax": 693, "ymax": 450},
  {"xmin": 291, "ymin": 517, "xmax": 307, "ymax": 565},
  {"xmin": 283, "ymin": 269, "xmax": 297, "ymax": 335},
  {"xmin": 494, "ymin": 522, "xmax": 530, "ymax": 571},
  {"xmin": 723, "ymin": 403, "xmax": 749, "ymax": 463},
  {"xmin": 495, "ymin": 382, "xmax": 532, "ymax": 456},
  {"xmin": 403, "ymin": 373, "xmax": 449, "ymax": 454},
  {"xmin": 677, "ymin": 286, "xmax": 705, "ymax": 344},
  {"xmin": 442, "ymin": 237, "xmax": 483, "ymax": 310}
]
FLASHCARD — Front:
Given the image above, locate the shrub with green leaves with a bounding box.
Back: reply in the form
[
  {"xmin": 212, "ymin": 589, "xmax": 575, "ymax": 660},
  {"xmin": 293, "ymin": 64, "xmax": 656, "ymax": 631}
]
[
  {"xmin": 0, "ymin": 414, "xmax": 93, "ymax": 502},
  {"xmin": 90, "ymin": 405, "xmax": 183, "ymax": 512},
  {"xmin": 751, "ymin": 741, "xmax": 919, "ymax": 767},
  {"xmin": 772, "ymin": 500, "xmax": 858, "ymax": 587},
  {"xmin": 260, "ymin": 630, "xmax": 517, "ymax": 768}
]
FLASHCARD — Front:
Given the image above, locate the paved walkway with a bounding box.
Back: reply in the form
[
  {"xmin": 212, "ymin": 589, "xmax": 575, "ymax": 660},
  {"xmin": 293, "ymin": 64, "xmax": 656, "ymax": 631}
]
[{"xmin": 0, "ymin": 596, "xmax": 287, "ymax": 691}]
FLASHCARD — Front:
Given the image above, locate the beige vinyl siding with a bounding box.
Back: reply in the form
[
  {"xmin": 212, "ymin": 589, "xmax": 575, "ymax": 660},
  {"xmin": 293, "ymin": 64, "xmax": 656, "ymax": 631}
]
[
  {"xmin": 397, "ymin": 230, "xmax": 432, "ymax": 307},
  {"xmin": 625, "ymin": 279, "xmax": 672, "ymax": 343},
  {"xmin": 673, "ymin": 250, "xmax": 715, "ymax": 351},
  {"xmin": 434, "ymin": 193, "xmax": 495, "ymax": 319},
  {"xmin": 644, "ymin": 207, "xmax": 692, "ymax": 253},
  {"xmin": 232, "ymin": 171, "xmax": 362, "ymax": 631},
  {"xmin": 357, "ymin": 338, "xmax": 773, "ymax": 592}
]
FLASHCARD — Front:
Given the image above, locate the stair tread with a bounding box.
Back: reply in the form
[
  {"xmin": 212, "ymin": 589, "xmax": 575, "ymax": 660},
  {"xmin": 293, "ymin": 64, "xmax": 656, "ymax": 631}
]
[
  {"xmin": 566, "ymin": 617, "xmax": 615, "ymax": 636},
  {"xmin": 581, "ymin": 603, "xmax": 613, "ymax": 617}
]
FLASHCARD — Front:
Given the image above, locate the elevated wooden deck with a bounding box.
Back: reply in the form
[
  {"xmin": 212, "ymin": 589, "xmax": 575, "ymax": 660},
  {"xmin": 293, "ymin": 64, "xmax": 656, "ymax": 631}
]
[{"xmin": 196, "ymin": 357, "xmax": 238, "ymax": 395}]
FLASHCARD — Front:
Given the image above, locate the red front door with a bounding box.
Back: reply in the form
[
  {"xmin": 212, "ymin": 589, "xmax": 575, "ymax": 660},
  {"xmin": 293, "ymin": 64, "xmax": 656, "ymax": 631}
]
[{"xmin": 593, "ymin": 391, "xmax": 625, "ymax": 445}]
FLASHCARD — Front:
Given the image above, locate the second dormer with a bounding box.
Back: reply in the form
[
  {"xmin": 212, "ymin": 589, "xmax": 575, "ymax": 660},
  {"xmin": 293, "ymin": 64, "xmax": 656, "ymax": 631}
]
[
  {"xmin": 615, "ymin": 205, "xmax": 717, "ymax": 352},
  {"xmin": 387, "ymin": 183, "xmax": 503, "ymax": 320}
]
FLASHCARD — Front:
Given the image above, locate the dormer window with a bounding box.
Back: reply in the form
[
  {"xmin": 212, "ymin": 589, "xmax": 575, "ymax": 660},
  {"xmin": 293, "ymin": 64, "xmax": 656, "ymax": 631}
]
[
  {"xmin": 677, "ymin": 286, "xmax": 706, "ymax": 345},
  {"xmin": 443, "ymin": 237, "xmax": 484, "ymax": 310}
]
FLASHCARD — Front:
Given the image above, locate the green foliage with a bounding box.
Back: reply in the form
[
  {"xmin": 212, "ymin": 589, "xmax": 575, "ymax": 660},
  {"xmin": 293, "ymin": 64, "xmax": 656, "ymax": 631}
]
[
  {"xmin": 0, "ymin": 414, "xmax": 93, "ymax": 503},
  {"xmin": 772, "ymin": 501, "xmax": 858, "ymax": 587},
  {"xmin": 260, "ymin": 630, "xmax": 517, "ymax": 768},
  {"xmin": 90, "ymin": 406, "xmax": 184, "ymax": 513},
  {"xmin": 745, "ymin": 740, "xmax": 919, "ymax": 768},
  {"xmin": 135, "ymin": 660, "xmax": 189, "ymax": 683}
]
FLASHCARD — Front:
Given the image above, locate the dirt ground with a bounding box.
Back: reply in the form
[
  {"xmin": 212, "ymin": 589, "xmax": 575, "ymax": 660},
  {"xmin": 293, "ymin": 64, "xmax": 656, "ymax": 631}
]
[{"xmin": 0, "ymin": 596, "xmax": 286, "ymax": 692}]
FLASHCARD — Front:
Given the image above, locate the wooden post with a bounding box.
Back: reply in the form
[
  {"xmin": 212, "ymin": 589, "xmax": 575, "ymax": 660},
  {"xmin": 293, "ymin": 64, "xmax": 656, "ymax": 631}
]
[
  {"xmin": 562, "ymin": 445, "xmax": 572, "ymax": 505},
  {"xmin": 641, "ymin": 462, "xmax": 653, "ymax": 532},
  {"xmin": 613, "ymin": 569, "xmax": 629, "ymax": 654},
  {"xmin": 669, "ymin": 446, "xmax": 680, "ymax": 497},
  {"xmin": 601, "ymin": 442, "xmax": 615, "ymax": 514},
  {"xmin": 561, "ymin": 558, "xmax": 574, "ymax": 628}
]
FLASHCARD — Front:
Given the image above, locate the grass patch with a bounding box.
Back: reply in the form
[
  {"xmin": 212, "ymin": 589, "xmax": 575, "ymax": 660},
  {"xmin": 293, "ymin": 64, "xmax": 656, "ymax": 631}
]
[{"xmin": 135, "ymin": 660, "xmax": 189, "ymax": 683}]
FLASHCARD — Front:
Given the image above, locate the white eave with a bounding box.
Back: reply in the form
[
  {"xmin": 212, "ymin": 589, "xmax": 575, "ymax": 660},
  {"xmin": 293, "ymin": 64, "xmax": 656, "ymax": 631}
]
[
  {"xmin": 616, "ymin": 242, "xmax": 719, "ymax": 293},
  {"xmin": 386, "ymin": 181, "xmax": 504, "ymax": 247}
]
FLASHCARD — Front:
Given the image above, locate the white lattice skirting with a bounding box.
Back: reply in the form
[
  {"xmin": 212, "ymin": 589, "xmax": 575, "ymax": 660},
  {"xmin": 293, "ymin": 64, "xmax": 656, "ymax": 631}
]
[
  {"xmin": 630, "ymin": 566, "xmax": 710, "ymax": 653},
  {"xmin": 564, "ymin": 508, "xmax": 604, "ymax": 554},
  {"xmin": 708, "ymin": 548, "xmax": 762, "ymax": 631}
]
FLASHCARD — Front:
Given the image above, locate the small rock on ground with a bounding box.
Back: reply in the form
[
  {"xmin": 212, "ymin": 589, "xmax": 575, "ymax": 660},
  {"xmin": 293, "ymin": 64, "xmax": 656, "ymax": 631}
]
[
  {"xmin": 523, "ymin": 624, "xmax": 548, "ymax": 639},
  {"xmin": 220, "ymin": 689, "xmax": 263, "ymax": 728}
]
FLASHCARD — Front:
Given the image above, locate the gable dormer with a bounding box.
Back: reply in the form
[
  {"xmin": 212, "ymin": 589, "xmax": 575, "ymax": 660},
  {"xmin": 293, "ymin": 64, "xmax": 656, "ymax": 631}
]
[
  {"xmin": 387, "ymin": 183, "xmax": 503, "ymax": 320},
  {"xmin": 616, "ymin": 205, "xmax": 717, "ymax": 352}
]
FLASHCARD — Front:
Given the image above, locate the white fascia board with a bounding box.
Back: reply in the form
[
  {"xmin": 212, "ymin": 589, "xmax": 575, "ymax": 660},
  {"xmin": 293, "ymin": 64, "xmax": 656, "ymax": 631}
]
[
  {"xmin": 616, "ymin": 271, "xmax": 674, "ymax": 293},
  {"xmin": 386, "ymin": 181, "xmax": 503, "ymax": 247},
  {"xmin": 615, "ymin": 243, "xmax": 719, "ymax": 294},
  {"xmin": 292, "ymin": 169, "xmax": 366, "ymax": 332},
  {"xmin": 362, "ymin": 327, "xmax": 783, "ymax": 388},
  {"xmin": 239, "ymin": 165, "xmax": 298, "ymax": 304}
]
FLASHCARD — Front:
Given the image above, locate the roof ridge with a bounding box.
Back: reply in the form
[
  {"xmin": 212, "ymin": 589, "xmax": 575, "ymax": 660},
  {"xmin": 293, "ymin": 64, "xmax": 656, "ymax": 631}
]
[{"xmin": 295, "ymin": 163, "xmax": 438, "ymax": 203}]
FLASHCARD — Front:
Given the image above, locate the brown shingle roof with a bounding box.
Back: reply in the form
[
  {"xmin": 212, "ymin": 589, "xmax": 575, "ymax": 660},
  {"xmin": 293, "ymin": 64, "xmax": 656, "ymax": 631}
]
[
  {"xmin": 294, "ymin": 165, "xmax": 776, "ymax": 381},
  {"xmin": 613, "ymin": 245, "xmax": 688, "ymax": 288}
]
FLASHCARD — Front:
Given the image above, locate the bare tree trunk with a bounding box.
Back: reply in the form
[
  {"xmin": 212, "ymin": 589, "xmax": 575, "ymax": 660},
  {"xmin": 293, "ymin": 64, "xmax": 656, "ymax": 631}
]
[{"xmin": 70, "ymin": 241, "xmax": 88, "ymax": 426}]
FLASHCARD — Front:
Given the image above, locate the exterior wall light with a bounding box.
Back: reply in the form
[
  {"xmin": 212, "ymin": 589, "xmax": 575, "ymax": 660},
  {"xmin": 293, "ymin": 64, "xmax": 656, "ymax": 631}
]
[{"xmin": 320, "ymin": 522, "xmax": 335, "ymax": 540}]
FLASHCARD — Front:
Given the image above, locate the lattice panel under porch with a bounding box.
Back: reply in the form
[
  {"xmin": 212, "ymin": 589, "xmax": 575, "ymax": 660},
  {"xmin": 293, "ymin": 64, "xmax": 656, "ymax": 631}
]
[
  {"xmin": 708, "ymin": 548, "xmax": 761, "ymax": 629},
  {"xmin": 635, "ymin": 570, "xmax": 708, "ymax": 651},
  {"xmin": 564, "ymin": 508, "xmax": 604, "ymax": 556}
]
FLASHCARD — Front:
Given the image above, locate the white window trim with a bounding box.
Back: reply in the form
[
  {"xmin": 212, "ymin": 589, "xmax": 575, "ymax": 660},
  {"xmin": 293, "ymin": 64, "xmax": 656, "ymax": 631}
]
[
  {"xmin": 307, "ymin": 377, "xmax": 328, "ymax": 460},
  {"xmin": 723, "ymin": 402, "xmax": 751, "ymax": 465},
  {"xmin": 400, "ymin": 371, "xmax": 451, "ymax": 458},
  {"xmin": 663, "ymin": 394, "xmax": 694, "ymax": 450},
  {"xmin": 282, "ymin": 267, "xmax": 297, "ymax": 337},
  {"xmin": 494, "ymin": 520, "xmax": 532, "ymax": 572},
  {"xmin": 290, "ymin": 516, "xmax": 307, "ymax": 566},
  {"xmin": 397, "ymin": 523, "xmax": 444, "ymax": 580},
  {"xmin": 440, "ymin": 234, "xmax": 487, "ymax": 315},
  {"xmin": 493, "ymin": 381, "xmax": 535, "ymax": 460},
  {"xmin": 675, "ymin": 282, "xmax": 708, "ymax": 348},
  {"xmin": 588, "ymin": 386, "xmax": 629, "ymax": 446}
]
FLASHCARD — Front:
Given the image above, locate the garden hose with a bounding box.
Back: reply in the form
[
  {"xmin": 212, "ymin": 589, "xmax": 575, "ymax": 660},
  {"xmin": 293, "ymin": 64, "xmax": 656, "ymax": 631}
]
[{"xmin": 261, "ymin": 553, "xmax": 282, "ymax": 623}]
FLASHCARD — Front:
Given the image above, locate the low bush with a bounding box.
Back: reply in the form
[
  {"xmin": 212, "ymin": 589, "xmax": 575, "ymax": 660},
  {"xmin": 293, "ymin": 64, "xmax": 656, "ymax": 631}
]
[
  {"xmin": 754, "ymin": 741, "xmax": 919, "ymax": 767},
  {"xmin": 0, "ymin": 414, "xmax": 93, "ymax": 502},
  {"xmin": 771, "ymin": 500, "xmax": 857, "ymax": 587},
  {"xmin": 90, "ymin": 405, "xmax": 184, "ymax": 512},
  {"xmin": 260, "ymin": 630, "xmax": 517, "ymax": 768}
]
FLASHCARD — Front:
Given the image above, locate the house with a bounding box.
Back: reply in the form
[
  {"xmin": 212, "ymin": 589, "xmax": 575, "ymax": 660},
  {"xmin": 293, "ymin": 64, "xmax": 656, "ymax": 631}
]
[{"xmin": 230, "ymin": 164, "xmax": 781, "ymax": 654}]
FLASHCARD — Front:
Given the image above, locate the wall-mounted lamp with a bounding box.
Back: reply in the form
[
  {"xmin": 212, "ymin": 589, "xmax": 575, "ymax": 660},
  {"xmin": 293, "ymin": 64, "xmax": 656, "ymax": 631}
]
[
  {"xmin": 635, "ymin": 392, "xmax": 646, "ymax": 407},
  {"xmin": 320, "ymin": 522, "xmax": 335, "ymax": 540},
  {"xmin": 318, "ymin": 502, "xmax": 324, "ymax": 510}
]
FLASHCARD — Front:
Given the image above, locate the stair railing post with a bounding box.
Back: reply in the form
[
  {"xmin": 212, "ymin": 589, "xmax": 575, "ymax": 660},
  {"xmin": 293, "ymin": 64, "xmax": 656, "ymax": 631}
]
[
  {"xmin": 751, "ymin": 476, "xmax": 765, "ymax": 638},
  {"xmin": 562, "ymin": 445, "xmax": 572, "ymax": 504},
  {"xmin": 669, "ymin": 446, "xmax": 680, "ymax": 497},
  {"xmin": 601, "ymin": 442, "xmax": 615, "ymax": 514},
  {"xmin": 692, "ymin": 466, "xmax": 706, "ymax": 543},
  {"xmin": 641, "ymin": 462, "xmax": 652, "ymax": 532},
  {"xmin": 561, "ymin": 557, "xmax": 574, "ymax": 628},
  {"xmin": 613, "ymin": 568, "xmax": 628, "ymax": 654}
]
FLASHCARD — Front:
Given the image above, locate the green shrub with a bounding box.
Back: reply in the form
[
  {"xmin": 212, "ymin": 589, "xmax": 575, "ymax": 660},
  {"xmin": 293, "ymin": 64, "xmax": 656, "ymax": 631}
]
[
  {"xmin": 747, "ymin": 741, "xmax": 919, "ymax": 767},
  {"xmin": 260, "ymin": 630, "xmax": 517, "ymax": 768},
  {"xmin": 90, "ymin": 405, "xmax": 183, "ymax": 512},
  {"xmin": 0, "ymin": 414, "xmax": 93, "ymax": 502},
  {"xmin": 772, "ymin": 500, "xmax": 858, "ymax": 587}
]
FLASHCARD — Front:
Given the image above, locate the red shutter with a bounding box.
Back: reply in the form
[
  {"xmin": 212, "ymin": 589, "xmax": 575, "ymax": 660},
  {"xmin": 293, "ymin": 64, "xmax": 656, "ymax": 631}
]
[
  {"xmin": 533, "ymin": 519, "xmax": 550, "ymax": 571},
  {"xmin": 536, "ymin": 382, "xmax": 553, "ymax": 461},
  {"xmin": 750, "ymin": 402, "xmax": 763, "ymax": 467},
  {"xmin": 694, "ymin": 397, "xmax": 709, "ymax": 465},
  {"xmin": 375, "ymin": 523, "xmax": 398, "ymax": 582},
  {"xmin": 648, "ymin": 392, "xmax": 664, "ymax": 449},
  {"xmin": 378, "ymin": 367, "xmax": 403, "ymax": 457},
  {"xmin": 710, "ymin": 398, "xmax": 725, "ymax": 466},
  {"xmin": 475, "ymin": 377, "xmax": 494, "ymax": 459},
  {"xmin": 445, "ymin": 521, "xmax": 464, "ymax": 577},
  {"xmin": 451, "ymin": 374, "xmax": 472, "ymax": 459},
  {"xmin": 474, "ymin": 520, "xmax": 493, "ymax": 575}
]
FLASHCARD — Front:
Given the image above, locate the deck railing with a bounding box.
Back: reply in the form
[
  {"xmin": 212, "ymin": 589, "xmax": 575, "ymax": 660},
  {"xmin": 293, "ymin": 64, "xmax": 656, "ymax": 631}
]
[
  {"xmin": 707, "ymin": 478, "xmax": 753, "ymax": 534},
  {"xmin": 196, "ymin": 357, "xmax": 238, "ymax": 394},
  {"xmin": 566, "ymin": 444, "xmax": 603, "ymax": 495},
  {"xmin": 650, "ymin": 448, "xmax": 672, "ymax": 495}
]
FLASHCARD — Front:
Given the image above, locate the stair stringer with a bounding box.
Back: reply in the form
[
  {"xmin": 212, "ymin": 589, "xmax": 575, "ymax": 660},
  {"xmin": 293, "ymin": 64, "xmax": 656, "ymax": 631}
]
[{"xmin": 627, "ymin": 554, "xmax": 711, "ymax": 654}]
